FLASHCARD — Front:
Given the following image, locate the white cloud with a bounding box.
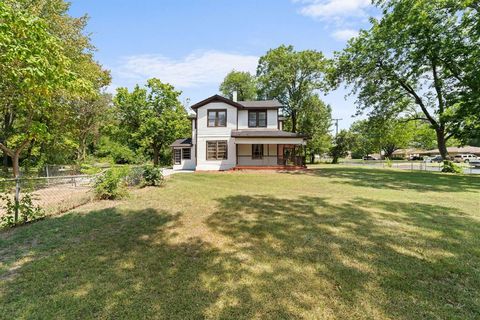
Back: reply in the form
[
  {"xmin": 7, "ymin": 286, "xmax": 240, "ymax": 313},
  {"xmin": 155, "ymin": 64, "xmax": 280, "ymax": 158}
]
[
  {"xmin": 112, "ymin": 50, "xmax": 258, "ymax": 89},
  {"xmin": 332, "ymin": 28, "xmax": 359, "ymax": 41},
  {"xmin": 295, "ymin": 0, "xmax": 371, "ymax": 19}
]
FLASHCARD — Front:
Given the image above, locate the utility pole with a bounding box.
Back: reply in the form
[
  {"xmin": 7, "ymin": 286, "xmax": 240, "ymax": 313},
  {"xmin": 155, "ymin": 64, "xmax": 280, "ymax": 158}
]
[{"xmin": 332, "ymin": 118, "xmax": 343, "ymax": 136}]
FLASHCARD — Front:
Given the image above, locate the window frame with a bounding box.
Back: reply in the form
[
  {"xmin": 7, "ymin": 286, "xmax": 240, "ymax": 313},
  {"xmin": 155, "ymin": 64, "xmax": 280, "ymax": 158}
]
[
  {"xmin": 206, "ymin": 140, "xmax": 228, "ymax": 160},
  {"xmin": 182, "ymin": 148, "xmax": 191, "ymax": 160},
  {"xmin": 252, "ymin": 144, "xmax": 264, "ymax": 160},
  {"xmin": 248, "ymin": 110, "xmax": 267, "ymax": 128},
  {"xmin": 207, "ymin": 109, "xmax": 227, "ymax": 127},
  {"xmin": 173, "ymin": 149, "xmax": 181, "ymax": 165}
]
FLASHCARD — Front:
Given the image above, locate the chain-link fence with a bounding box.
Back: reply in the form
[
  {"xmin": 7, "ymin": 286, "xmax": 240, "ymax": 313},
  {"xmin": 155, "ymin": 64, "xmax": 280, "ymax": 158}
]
[
  {"xmin": 0, "ymin": 174, "xmax": 97, "ymax": 220},
  {"xmin": 340, "ymin": 160, "xmax": 480, "ymax": 174}
]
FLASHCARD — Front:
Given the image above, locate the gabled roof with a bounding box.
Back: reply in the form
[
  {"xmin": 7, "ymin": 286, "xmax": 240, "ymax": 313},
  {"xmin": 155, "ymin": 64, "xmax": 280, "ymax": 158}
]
[
  {"xmin": 170, "ymin": 138, "xmax": 192, "ymax": 147},
  {"xmin": 190, "ymin": 95, "xmax": 245, "ymax": 110},
  {"xmin": 190, "ymin": 94, "xmax": 283, "ymax": 110}
]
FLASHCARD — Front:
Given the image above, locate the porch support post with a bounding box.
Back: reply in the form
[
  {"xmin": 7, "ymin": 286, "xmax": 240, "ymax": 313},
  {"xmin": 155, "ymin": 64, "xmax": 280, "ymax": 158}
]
[
  {"xmin": 304, "ymin": 145, "xmax": 307, "ymax": 166},
  {"xmin": 236, "ymin": 144, "xmax": 238, "ymax": 166}
]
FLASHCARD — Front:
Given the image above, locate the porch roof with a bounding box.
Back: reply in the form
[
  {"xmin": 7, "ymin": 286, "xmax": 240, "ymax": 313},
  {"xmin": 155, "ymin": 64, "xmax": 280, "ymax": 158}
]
[
  {"xmin": 170, "ymin": 138, "xmax": 192, "ymax": 147},
  {"xmin": 231, "ymin": 130, "xmax": 307, "ymax": 138}
]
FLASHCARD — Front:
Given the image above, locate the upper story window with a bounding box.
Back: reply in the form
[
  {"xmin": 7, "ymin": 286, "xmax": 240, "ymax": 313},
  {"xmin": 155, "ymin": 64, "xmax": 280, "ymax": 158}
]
[
  {"xmin": 207, "ymin": 110, "xmax": 227, "ymax": 127},
  {"xmin": 248, "ymin": 110, "xmax": 267, "ymax": 127}
]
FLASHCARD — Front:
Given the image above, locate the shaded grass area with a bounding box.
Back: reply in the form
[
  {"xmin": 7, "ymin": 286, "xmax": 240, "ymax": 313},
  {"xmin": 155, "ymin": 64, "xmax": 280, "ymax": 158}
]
[{"xmin": 1, "ymin": 167, "xmax": 479, "ymax": 319}]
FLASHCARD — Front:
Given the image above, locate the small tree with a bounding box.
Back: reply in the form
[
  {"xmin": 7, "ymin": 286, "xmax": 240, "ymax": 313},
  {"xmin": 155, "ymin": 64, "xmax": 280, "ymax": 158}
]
[
  {"xmin": 329, "ymin": 130, "xmax": 354, "ymax": 164},
  {"xmin": 219, "ymin": 70, "xmax": 257, "ymax": 101}
]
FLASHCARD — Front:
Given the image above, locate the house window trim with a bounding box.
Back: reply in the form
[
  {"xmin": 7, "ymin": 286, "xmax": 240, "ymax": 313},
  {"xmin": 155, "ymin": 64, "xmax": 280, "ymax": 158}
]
[
  {"xmin": 252, "ymin": 144, "xmax": 264, "ymax": 160},
  {"xmin": 182, "ymin": 148, "xmax": 191, "ymax": 160},
  {"xmin": 207, "ymin": 109, "xmax": 227, "ymax": 127},
  {"xmin": 206, "ymin": 140, "xmax": 228, "ymax": 161},
  {"xmin": 248, "ymin": 110, "xmax": 267, "ymax": 128},
  {"xmin": 173, "ymin": 149, "xmax": 181, "ymax": 165}
]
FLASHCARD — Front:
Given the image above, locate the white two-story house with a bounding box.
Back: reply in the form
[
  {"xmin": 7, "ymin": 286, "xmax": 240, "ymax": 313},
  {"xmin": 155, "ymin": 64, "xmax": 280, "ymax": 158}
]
[{"xmin": 170, "ymin": 94, "xmax": 307, "ymax": 171}]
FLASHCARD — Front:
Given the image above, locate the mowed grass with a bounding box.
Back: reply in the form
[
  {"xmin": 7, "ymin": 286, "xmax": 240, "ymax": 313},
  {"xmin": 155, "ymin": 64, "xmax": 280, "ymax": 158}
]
[{"xmin": 1, "ymin": 166, "xmax": 480, "ymax": 319}]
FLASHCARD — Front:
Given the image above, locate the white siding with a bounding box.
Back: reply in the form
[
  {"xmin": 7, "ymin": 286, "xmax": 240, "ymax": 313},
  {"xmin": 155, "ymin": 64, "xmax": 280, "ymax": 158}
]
[
  {"xmin": 237, "ymin": 109, "xmax": 278, "ymax": 129},
  {"xmin": 195, "ymin": 102, "xmax": 237, "ymax": 170},
  {"xmin": 172, "ymin": 147, "xmax": 196, "ymax": 170}
]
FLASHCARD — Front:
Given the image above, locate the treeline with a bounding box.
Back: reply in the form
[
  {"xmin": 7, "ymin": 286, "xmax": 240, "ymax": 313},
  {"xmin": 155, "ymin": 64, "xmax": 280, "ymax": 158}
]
[{"xmin": 1, "ymin": 0, "xmax": 478, "ymax": 177}]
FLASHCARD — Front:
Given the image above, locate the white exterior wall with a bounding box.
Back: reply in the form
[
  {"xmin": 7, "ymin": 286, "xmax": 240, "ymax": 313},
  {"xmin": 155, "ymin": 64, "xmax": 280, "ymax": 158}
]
[
  {"xmin": 196, "ymin": 102, "xmax": 237, "ymax": 171},
  {"xmin": 237, "ymin": 109, "xmax": 278, "ymax": 129},
  {"xmin": 172, "ymin": 147, "xmax": 196, "ymax": 170}
]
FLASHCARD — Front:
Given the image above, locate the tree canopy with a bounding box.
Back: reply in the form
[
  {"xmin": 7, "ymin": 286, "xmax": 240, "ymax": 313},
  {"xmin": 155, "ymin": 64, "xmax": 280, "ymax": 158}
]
[
  {"xmin": 332, "ymin": 0, "xmax": 479, "ymax": 159},
  {"xmin": 219, "ymin": 70, "xmax": 257, "ymax": 101},
  {"xmin": 257, "ymin": 45, "xmax": 328, "ymax": 133}
]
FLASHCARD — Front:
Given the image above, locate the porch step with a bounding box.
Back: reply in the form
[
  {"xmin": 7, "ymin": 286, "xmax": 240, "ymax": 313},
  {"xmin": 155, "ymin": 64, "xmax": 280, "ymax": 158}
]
[{"xmin": 231, "ymin": 166, "xmax": 307, "ymax": 171}]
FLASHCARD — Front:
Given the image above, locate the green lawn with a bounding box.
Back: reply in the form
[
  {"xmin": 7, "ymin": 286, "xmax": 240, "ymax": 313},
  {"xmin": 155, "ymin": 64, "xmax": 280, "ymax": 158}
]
[{"xmin": 1, "ymin": 167, "xmax": 480, "ymax": 319}]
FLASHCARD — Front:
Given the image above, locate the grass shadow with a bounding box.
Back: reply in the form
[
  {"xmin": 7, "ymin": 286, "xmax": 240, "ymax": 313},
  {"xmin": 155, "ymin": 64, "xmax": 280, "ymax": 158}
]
[
  {"xmin": 0, "ymin": 207, "xmax": 224, "ymax": 319},
  {"xmin": 296, "ymin": 167, "xmax": 480, "ymax": 193},
  {"xmin": 206, "ymin": 194, "xmax": 480, "ymax": 319}
]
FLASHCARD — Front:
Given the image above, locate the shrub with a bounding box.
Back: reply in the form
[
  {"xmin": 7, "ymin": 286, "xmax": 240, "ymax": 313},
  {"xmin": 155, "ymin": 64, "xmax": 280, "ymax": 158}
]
[
  {"xmin": 94, "ymin": 168, "xmax": 128, "ymax": 200},
  {"xmin": 385, "ymin": 157, "xmax": 393, "ymax": 168},
  {"xmin": 80, "ymin": 163, "xmax": 102, "ymax": 175},
  {"xmin": 0, "ymin": 192, "xmax": 44, "ymax": 228},
  {"xmin": 125, "ymin": 166, "xmax": 144, "ymax": 187},
  {"xmin": 96, "ymin": 137, "xmax": 136, "ymax": 164},
  {"xmin": 441, "ymin": 161, "xmax": 463, "ymax": 174},
  {"xmin": 142, "ymin": 166, "xmax": 164, "ymax": 186}
]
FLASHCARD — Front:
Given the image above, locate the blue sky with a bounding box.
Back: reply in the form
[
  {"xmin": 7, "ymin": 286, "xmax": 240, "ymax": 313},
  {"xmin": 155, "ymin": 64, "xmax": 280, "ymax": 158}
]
[{"xmin": 69, "ymin": 0, "xmax": 377, "ymax": 130}]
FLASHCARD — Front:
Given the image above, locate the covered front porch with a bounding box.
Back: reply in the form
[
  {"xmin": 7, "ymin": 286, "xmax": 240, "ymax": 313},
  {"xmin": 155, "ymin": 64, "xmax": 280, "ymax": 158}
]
[
  {"xmin": 232, "ymin": 129, "xmax": 308, "ymax": 170},
  {"xmin": 235, "ymin": 144, "xmax": 306, "ymax": 168}
]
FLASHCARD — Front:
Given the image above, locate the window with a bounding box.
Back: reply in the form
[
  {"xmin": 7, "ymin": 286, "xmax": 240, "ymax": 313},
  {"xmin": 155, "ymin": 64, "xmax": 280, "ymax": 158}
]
[
  {"xmin": 182, "ymin": 148, "xmax": 191, "ymax": 160},
  {"xmin": 252, "ymin": 144, "xmax": 263, "ymax": 159},
  {"xmin": 206, "ymin": 141, "xmax": 228, "ymax": 160},
  {"xmin": 207, "ymin": 110, "xmax": 227, "ymax": 127},
  {"xmin": 248, "ymin": 110, "xmax": 267, "ymax": 127},
  {"xmin": 173, "ymin": 149, "xmax": 181, "ymax": 164}
]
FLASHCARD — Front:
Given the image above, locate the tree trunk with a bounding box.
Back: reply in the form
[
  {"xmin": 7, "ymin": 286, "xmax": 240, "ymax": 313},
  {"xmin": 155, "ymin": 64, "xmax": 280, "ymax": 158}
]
[
  {"xmin": 435, "ymin": 128, "xmax": 448, "ymax": 160},
  {"xmin": 153, "ymin": 145, "xmax": 159, "ymax": 166},
  {"xmin": 291, "ymin": 111, "xmax": 297, "ymax": 133},
  {"xmin": 12, "ymin": 153, "xmax": 20, "ymax": 178},
  {"xmin": 2, "ymin": 152, "xmax": 8, "ymax": 173}
]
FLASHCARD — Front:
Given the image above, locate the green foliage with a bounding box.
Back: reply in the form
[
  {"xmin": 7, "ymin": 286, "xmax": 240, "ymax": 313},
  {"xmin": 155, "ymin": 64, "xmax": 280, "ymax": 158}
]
[
  {"xmin": 125, "ymin": 167, "xmax": 145, "ymax": 187},
  {"xmin": 441, "ymin": 161, "xmax": 463, "ymax": 174},
  {"xmin": 257, "ymin": 45, "xmax": 328, "ymax": 132},
  {"xmin": 329, "ymin": 130, "xmax": 355, "ymax": 164},
  {"xmin": 296, "ymin": 94, "xmax": 332, "ymax": 163},
  {"xmin": 142, "ymin": 166, "xmax": 164, "ymax": 187},
  {"xmin": 0, "ymin": 0, "xmax": 110, "ymax": 176},
  {"xmin": 79, "ymin": 163, "xmax": 102, "ymax": 175},
  {"xmin": 96, "ymin": 137, "xmax": 136, "ymax": 164},
  {"xmin": 93, "ymin": 168, "xmax": 128, "ymax": 200},
  {"xmin": 0, "ymin": 192, "xmax": 44, "ymax": 228},
  {"xmin": 219, "ymin": 70, "xmax": 257, "ymax": 101},
  {"xmin": 112, "ymin": 79, "xmax": 190, "ymax": 166},
  {"xmin": 385, "ymin": 157, "xmax": 393, "ymax": 168},
  {"xmin": 331, "ymin": 0, "xmax": 479, "ymax": 158}
]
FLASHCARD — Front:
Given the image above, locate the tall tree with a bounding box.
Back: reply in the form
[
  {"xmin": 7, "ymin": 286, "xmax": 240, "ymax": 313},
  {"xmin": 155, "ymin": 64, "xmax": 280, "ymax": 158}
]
[
  {"xmin": 113, "ymin": 79, "xmax": 190, "ymax": 166},
  {"xmin": 296, "ymin": 95, "xmax": 332, "ymax": 163},
  {"xmin": 257, "ymin": 45, "xmax": 328, "ymax": 132},
  {"xmin": 332, "ymin": 0, "xmax": 479, "ymax": 159},
  {"xmin": 0, "ymin": 2, "xmax": 79, "ymax": 177},
  {"xmin": 1, "ymin": 0, "xmax": 110, "ymax": 174},
  {"xmin": 219, "ymin": 70, "xmax": 257, "ymax": 101}
]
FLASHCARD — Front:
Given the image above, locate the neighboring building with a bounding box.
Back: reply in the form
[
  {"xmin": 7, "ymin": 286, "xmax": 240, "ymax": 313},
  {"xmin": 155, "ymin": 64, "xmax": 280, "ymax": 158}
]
[
  {"xmin": 392, "ymin": 149, "xmax": 425, "ymax": 159},
  {"xmin": 419, "ymin": 146, "xmax": 480, "ymax": 157},
  {"xmin": 170, "ymin": 94, "xmax": 307, "ymax": 171}
]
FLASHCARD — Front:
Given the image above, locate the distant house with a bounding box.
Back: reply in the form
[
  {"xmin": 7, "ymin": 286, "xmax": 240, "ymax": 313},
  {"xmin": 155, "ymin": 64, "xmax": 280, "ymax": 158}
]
[
  {"xmin": 170, "ymin": 94, "xmax": 307, "ymax": 171},
  {"xmin": 419, "ymin": 146, "xmax": 480, "ymax": 157}
]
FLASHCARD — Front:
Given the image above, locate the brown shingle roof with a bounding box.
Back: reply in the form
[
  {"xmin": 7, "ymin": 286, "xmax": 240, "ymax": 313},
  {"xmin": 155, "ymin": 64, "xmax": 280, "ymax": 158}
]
[{"xmin": 231, "ymin": 130, "xmax": 307, "ymax": 138}]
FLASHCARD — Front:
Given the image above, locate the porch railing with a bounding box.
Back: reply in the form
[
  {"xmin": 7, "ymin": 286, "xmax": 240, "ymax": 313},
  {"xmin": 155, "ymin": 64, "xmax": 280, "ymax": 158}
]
[{"xmin": 237, "ymin": 155, "xmax": 306, "ymax": 166}]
